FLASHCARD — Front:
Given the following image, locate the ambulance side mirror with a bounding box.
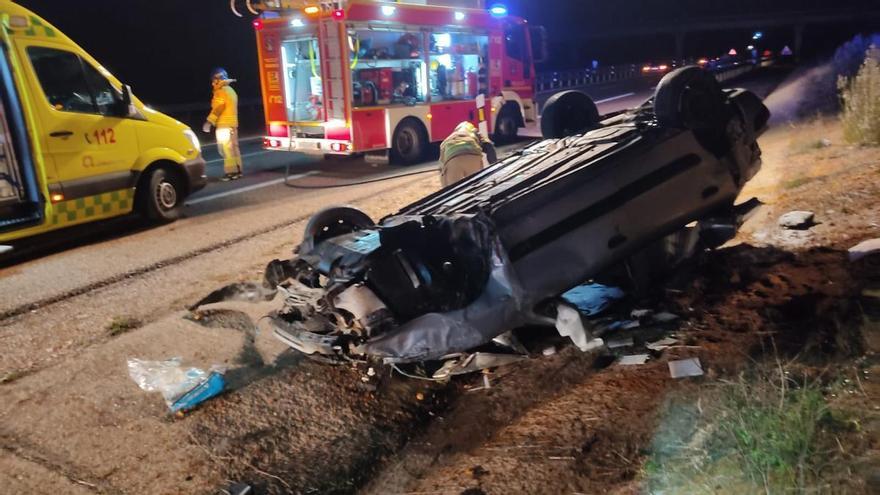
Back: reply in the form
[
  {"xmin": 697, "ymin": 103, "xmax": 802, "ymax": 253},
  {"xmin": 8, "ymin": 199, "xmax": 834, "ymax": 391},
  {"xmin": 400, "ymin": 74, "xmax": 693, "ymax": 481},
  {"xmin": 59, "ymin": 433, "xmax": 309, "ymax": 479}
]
[{"xmin": 119, "ymin": 84, "xmax": 137, "ymax": 118}]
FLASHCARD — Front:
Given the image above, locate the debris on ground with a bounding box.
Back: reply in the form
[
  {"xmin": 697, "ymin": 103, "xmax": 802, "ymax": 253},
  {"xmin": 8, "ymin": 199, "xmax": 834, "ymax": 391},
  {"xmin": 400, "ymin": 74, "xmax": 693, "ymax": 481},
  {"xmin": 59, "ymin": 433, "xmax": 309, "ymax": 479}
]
[
  {"xmin": 432, "ymin": 353, "xmax": 526, "ymax": 380},
  {"xmin": 778, "ymin": 210, "xmax": 816, "ymax": 230},
  {"xmin": 606, "ymin": 337, "xmax": 634, "ymax": 349},
  {"xmin": 619, "ymin": 354, "xmax": 650, "ymax": 366},
  {"xmin": 561, "ymin": 283, "xmax": 625, "ymax": 316},
  {"xmin": 555, "ymin": 303, "xmax": 604, "ymax": 352},
  {"xmin": 127, "ymin": 358, "xmax": 226, "ymax": 413},
  {"xmin": 668, "ymin": 358, "xmax": 704, "ymax": 378},
  {"xmin": 646, "ymin": 337, "xmax": 679, "ymax": 351},
  {"xmin": 849, "ymin": 238, "xmax": 880, "ymax": 262}
]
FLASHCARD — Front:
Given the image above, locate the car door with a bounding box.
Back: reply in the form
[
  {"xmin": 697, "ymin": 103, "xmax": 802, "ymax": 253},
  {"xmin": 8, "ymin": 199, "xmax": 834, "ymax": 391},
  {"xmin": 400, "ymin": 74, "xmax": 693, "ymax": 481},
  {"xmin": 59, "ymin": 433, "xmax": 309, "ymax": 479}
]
[{"xmin": 22, "ymin": 43, "xmax": 139, "ymax": 202}]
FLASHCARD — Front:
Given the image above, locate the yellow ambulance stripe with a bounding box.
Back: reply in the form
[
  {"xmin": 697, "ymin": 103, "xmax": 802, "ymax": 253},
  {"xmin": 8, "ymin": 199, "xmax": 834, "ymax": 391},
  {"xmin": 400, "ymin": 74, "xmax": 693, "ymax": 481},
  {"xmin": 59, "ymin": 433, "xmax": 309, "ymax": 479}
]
[{"xmin": 50, "ymin": 189, "xmax": 134, "ymax": 226}]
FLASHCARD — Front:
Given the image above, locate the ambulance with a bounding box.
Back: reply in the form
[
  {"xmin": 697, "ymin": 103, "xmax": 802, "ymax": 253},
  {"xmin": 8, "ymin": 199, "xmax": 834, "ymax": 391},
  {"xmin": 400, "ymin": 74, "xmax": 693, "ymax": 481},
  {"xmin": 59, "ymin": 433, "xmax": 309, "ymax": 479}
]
[{"xmin": 0, "ymin": 1, "xmax": 206, "ymax": 253}]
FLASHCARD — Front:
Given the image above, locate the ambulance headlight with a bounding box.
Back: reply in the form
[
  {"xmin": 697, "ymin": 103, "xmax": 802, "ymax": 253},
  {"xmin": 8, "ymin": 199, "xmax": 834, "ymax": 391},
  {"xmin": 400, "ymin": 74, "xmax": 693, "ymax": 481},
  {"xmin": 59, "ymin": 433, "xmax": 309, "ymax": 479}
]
[{"xmin": 184, "ymin": 129, "xmax": 201, "ymax": 153}]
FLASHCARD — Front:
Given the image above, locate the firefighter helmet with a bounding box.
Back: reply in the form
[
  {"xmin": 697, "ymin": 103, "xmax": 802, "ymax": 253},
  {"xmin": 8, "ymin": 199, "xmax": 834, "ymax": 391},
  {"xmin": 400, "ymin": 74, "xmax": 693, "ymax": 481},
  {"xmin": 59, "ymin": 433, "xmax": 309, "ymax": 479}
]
[{"xmin": 211, "ymin": 67, "xmax": 231, "ymax": 82}]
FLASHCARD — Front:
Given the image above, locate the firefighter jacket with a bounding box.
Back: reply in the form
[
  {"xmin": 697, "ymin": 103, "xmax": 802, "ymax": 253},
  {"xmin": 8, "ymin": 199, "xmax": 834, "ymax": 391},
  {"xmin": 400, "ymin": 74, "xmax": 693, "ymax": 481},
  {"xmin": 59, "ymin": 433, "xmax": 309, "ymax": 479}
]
[{"xmin": 207, "ymin": 81, "xmax": 239, "ymax": 128}]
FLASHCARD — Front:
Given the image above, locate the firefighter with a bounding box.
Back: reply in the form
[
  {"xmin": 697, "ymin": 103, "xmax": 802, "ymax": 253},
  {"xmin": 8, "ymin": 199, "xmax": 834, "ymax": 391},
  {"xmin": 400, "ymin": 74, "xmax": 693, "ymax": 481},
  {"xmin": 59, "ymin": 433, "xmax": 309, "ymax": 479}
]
[
  {"xmin": 202, "ymin": 68, "xmax": 242, "ymax": 181},
  {"xmin": 439, "ymin": 122, "xmax": 496, "ymax": 187}
]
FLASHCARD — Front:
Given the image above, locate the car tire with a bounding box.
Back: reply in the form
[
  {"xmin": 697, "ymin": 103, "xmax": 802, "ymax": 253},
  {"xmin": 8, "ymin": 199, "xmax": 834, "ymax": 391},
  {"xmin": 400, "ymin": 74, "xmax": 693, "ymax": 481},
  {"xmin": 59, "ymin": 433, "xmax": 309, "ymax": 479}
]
[
  {"xmin": 301, "ymin": 206, "xmax": 375, "ymax": 252},
  {"xmin": 654, "ymin": 66, "xmax": 730, "ymax": 132},
  {"xmin": 390, "ymin": 119, "xmax": 427, "ymax": 165},
  {"xmin": 493, "ymin": 104, "xmax": 520, "ymax": 144},
  {"xmin": 141, "ymin": 167, "xmax": 183, "ymax": 222},
  {"xmin": 541, "ymin": 90, "xmax": 600, "ymax": 139}
]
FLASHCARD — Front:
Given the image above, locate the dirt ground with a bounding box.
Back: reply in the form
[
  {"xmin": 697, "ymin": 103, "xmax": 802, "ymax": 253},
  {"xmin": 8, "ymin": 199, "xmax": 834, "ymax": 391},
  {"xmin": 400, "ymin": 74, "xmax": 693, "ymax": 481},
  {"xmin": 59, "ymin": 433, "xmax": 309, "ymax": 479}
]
[
  {"xmin": 180, "ymin": 117, "xmax": 879, "ymax": 494},
  {"xmin": 2, "ymin": 83, "xmax": 879, "ymax": 494}
]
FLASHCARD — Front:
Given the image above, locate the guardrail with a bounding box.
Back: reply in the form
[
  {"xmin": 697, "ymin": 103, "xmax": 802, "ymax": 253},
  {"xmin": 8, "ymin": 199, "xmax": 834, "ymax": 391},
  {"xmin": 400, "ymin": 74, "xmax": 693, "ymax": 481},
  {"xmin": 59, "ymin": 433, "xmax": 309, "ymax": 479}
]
[{"xmin": 535, "ymin": 57, "xmax": 771, "ymax": 94}]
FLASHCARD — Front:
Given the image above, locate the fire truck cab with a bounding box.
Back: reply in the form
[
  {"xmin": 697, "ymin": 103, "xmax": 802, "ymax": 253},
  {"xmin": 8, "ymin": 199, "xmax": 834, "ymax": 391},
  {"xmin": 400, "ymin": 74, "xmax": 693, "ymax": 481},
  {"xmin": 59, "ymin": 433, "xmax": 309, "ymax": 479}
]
[{"xmin": 254, "ymin": 1, "xmax": 545, "ymax": 164}]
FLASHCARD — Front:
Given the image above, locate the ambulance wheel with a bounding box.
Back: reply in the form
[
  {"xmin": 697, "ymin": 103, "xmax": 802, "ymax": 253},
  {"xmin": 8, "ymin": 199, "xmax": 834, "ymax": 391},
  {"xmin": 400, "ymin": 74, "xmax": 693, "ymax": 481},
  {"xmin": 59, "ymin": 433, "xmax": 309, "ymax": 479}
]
[
  {"xmin": 140, "ymin": 167, "xmax": 183, "ymax": 222},
  {"xmin": 300, "ymin": 206, "xmax": 375, "ymax": 253},
  {"xmin": 540, "ymin": 90, "xmax": 600, "ymax": 139},
  {"xmin": 494, "ymin": 104, "xmax": 520, "ymax": 144},
  {"xmin": 391, "ymin": 119, "xmax": 427, "ymax": 165}
]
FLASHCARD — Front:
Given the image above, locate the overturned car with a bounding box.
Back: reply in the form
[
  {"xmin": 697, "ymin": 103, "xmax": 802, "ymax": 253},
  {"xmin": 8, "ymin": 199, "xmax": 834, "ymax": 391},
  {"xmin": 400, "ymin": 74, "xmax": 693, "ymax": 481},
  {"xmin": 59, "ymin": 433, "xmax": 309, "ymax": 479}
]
[{"xmin": 192, "ymin": 67, "xmax": 770, "ymax": 366}]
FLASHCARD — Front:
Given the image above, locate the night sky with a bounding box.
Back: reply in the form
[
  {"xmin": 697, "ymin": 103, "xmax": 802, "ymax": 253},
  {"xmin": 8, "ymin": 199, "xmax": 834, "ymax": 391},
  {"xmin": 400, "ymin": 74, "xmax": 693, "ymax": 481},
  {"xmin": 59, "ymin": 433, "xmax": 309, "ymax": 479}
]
[{"xmin": 14, "ymin": 0, "xmax": 878, "ymax": 107}]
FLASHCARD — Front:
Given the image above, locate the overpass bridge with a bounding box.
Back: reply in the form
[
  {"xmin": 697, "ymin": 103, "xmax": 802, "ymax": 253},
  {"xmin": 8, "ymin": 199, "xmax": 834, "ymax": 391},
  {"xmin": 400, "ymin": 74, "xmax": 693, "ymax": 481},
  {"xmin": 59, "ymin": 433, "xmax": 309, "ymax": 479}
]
[{"xmin": 574, "ymin": 7, "xmax": 880, "ymax": 58}]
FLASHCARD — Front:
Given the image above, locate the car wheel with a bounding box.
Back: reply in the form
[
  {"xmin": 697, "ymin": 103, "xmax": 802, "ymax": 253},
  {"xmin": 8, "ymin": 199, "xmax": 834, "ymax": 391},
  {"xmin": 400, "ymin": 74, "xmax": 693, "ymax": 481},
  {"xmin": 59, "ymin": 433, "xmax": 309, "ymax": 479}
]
[
  {"xmin": 493, "ymin": 106, "xmax": 519, "ymax": 144},
  {"xmin": 391, "ymin": 119, "xmax": 427, "ymax": 165},
  {"xmin": 654, "ymin": 66, "xmax": 730, "ymax": 132},
  {"xmin": 540, "ymin": 90, "xmax": 600, "ymax": 139},
  {"xmin": 141, "ymin": 168, "xmax": 182, "ymax": 222},
  {"xmin": 300, "ymin": 206, "xmax": 375, "ymax": 253}
]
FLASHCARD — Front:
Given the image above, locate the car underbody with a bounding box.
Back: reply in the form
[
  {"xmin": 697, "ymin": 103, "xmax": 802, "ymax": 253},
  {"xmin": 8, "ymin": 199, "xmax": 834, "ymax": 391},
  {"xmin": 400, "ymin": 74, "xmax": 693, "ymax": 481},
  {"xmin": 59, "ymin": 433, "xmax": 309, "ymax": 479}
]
[{"xmin": 191, "ymin": 67, "xmax": 771, "ymax": 372}]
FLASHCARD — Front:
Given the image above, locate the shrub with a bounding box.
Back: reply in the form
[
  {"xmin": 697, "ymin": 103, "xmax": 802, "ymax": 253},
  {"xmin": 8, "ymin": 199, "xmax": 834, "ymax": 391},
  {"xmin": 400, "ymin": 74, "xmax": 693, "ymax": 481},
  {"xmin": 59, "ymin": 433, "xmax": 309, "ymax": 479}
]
[{"xmin": 839, "ymin": 52, "xmax": 880, "ymax": 145}]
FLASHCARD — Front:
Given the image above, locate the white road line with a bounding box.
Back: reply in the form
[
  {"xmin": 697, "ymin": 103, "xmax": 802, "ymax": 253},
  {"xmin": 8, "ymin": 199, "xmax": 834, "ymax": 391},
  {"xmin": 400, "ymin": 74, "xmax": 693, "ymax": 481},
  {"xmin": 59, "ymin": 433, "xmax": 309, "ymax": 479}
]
[
  {"xmin": 594, "ymin": 92, "xmax": 637, "ymax": 104},
  {"xmin": 185, "ymin": 171, "xmax": 319, "ymax": 206},
  {"xmin": 205, "ymin": 149, "xmax": 272, "ymax": 165},
  {"xmin": 200, "ymin": 135, "xmax": 263, "ymax": 149}
]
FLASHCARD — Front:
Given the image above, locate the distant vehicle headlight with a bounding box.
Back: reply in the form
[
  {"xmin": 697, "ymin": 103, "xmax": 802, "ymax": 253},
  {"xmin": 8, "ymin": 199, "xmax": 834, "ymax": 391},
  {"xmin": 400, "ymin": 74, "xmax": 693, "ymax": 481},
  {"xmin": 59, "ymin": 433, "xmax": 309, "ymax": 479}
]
[{"xmin": 184, "ymin": 129, "xmax": 200, "ymax": 153}]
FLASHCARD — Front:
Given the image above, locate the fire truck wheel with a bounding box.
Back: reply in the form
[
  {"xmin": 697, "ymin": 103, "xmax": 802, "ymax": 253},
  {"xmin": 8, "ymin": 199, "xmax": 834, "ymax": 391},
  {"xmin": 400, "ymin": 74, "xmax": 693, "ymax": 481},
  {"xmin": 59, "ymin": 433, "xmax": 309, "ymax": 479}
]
[
  {"xmin": 300, "ymin": 206, "xmax": 375, "ymax": 253},
  {"xmin": 540, "ymin": 90, "xmax": 600, "ymax": 139},
  {"xmin": 493, "ymin": 104, "xmax": 520, "ymax": 144},
  {"xmin": 140, "ymin": 167, "xmax": 182, "ymax": 222},
  {"xmin": 391, "ymin": 119, "xmax": 427, "ymax": 165}
]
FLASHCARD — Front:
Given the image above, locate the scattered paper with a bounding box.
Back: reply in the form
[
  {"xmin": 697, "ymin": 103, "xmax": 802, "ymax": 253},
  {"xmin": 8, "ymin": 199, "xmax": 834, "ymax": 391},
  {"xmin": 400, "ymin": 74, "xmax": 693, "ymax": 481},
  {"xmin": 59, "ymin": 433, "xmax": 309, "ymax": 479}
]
[
  {"xmin": 619, "ymin": 354, "xmax": 650, "ymax": 366},
  {"xmin": 668, "ymin": 358, "xmax": 704, "ymax": 378}
]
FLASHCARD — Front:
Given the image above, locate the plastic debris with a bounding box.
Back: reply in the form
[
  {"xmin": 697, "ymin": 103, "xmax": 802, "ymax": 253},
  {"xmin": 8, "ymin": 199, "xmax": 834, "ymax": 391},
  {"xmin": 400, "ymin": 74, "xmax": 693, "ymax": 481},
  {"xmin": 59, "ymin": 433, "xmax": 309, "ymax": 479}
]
[
  {"xmin": 668, "ymin": 358, "xmax": 704, "ymax": 378},
  {"xmin": 556, "ymin": 304, "xmax": 604, "ymax": 352},
  {"xmin": 561, "ymin": 283, "xmax": 625, "ymax": 316},
  {"xmin": 848, "ymin": 238, "xmax": 880, "ymax": 262},
  {"xmin": 778, "ymin": 211, "xmax": 815, "ymax": 230},
  {"xmin": 127, "ymin": 358, "xmax": 226, "ymax": 413},
  {"xmin": 618, "ymin": 354, "xmax": 650, "ymax": 366},
  {"xmin": 607, "ymin": 320, "xmax": 641, "ymax": 332},
  {"xmin": 606, "ymin": 337, "xmax": 634, "ymax": 349},
  {"xmin": 653, "ymin": 312, "xmax": 679, "ymax": 323},
  {"xmin": 631, "ymin": 309, "xmax": 653, "ymax": 319},
  {"xmin": 223, "ymin": 483, "xmax": 252, "ymax": 495},
  {"xmin": 646, "ymin": 337, "xmax": 678, "ymax": 351}
]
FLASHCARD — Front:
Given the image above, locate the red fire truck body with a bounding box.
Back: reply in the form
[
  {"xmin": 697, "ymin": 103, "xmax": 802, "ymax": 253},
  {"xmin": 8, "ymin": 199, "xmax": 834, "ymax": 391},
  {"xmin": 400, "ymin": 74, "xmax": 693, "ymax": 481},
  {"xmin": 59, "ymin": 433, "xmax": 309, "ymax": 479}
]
[{"xmin": 254, "ymin": 1, "xmax": 542, "ymax": 163}]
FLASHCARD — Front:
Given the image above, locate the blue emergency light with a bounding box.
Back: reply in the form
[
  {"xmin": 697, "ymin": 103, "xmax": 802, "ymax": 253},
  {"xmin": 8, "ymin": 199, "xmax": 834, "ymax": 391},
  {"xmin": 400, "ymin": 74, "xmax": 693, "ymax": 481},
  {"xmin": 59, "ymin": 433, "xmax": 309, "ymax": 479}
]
[{"xmin": 489, "ymin": 3, "xmax": 508, "ymax": 17}]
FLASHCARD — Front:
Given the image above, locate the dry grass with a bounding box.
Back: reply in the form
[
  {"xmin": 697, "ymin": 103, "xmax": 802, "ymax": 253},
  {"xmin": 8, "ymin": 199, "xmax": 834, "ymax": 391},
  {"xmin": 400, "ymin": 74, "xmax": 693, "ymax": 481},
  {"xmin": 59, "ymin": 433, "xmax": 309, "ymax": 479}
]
[
  {"xmin": 839, "ymin": 54, "xmax": 880, "ymax": 145},
  {"xmin": 643, "ymin": 363, "xmax": 860, "ymax": 494}
]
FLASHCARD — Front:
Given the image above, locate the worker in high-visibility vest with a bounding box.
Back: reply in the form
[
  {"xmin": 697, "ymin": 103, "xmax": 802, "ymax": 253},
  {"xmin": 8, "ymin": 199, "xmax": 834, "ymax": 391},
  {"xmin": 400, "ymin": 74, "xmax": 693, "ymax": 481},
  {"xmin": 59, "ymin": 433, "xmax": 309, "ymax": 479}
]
[
  {"xmin": 202, "ymin": 68, "xmax": 243, "ymax": 181},
  {"xmin": 439, "ymin": 122, "xmax": 496, "ymax": 187}
]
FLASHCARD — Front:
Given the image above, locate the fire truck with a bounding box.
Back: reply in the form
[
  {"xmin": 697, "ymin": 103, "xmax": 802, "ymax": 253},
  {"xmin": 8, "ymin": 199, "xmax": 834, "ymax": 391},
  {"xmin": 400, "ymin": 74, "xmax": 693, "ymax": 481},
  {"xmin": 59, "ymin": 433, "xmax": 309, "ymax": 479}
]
[{"xmin": 248, "ymin": 0, "xmax": 545, "ymax": 164}]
